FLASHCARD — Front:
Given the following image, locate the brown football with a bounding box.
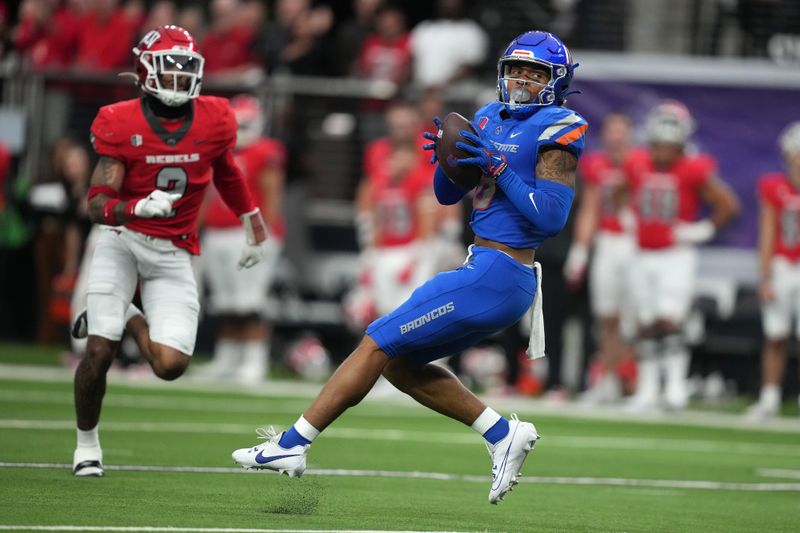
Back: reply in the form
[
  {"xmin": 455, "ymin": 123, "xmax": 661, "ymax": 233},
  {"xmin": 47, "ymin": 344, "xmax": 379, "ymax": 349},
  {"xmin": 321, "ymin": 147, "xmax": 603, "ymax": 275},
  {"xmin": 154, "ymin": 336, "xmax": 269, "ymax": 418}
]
[{"xmin": 436, "ymin": 112, "xmax": 483, "ymax": 190}]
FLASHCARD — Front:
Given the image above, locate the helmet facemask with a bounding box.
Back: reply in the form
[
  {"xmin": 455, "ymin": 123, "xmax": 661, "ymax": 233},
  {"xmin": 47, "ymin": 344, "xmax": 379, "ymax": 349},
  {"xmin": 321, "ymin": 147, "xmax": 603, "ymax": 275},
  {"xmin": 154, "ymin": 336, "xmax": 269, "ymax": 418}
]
[
  {"xmin": 136, "ymin": 48, "xmax": 204, "ymax": 107},
  {"xmin": 497, "ymin": 58, "xmax": 570, "ymax": 116}
]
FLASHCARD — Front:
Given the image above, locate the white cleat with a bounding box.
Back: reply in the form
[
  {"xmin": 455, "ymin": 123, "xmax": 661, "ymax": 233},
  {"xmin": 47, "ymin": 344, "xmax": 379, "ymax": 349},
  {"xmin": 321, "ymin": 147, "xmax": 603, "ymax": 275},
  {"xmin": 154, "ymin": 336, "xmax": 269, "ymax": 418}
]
[
  {"xmin": 744, "ymin": 401, "xmax": 779, "ymax": 422},
  {"xmin": 487, "ymin": 414, "xmax": 539, "ymax": 504},
  {"xmin": 73, "ymin": 446, "xmax": 104, "ymax": 477},
  {"xmin": 231, "ymin": 426, "xmax": 308, "ymax": 477}
]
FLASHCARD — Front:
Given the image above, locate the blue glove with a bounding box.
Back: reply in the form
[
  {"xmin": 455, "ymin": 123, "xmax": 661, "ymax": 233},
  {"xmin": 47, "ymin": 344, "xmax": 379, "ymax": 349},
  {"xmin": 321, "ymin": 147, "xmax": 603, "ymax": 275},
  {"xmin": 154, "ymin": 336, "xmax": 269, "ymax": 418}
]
[
  {"xmin": 455, "ymin": 128, "xmax": 508, "ymax": 179},
  {"xmin": 421, "ymin": 116, "xmax": 443, "ymax": 164}
]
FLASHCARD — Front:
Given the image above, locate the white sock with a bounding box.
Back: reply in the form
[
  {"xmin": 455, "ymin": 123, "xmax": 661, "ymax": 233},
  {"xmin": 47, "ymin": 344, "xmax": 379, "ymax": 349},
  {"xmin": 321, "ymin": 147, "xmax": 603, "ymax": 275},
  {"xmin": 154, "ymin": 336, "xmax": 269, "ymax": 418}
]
[
  {"xmin": 212, "ymin": 339, "xmax": 240, "ymax": 379},
  {"xmin": 470, "ymin": 407, "xmax": 502, "ymax": 436},
  {"xmin": 661, "ymin": 335, "xmax": 690, "ymax": 408},
  {"xmin": 77, "ymin": 425, "xmax": 100, "ymax": 449},
  {"xmin": 294, "ymin": 415, "xmax": 320, "ymax": 443},
  {"xmin": 759, "ymin": 383, "xmax": 780, "ymax": 409},
  {"xmin": 633, "ymin": 339, "xmax": 660, "ymax": 403},
  {"xmin": 239, "ymin": 340, "xmax": 268, "ymax": 383}
]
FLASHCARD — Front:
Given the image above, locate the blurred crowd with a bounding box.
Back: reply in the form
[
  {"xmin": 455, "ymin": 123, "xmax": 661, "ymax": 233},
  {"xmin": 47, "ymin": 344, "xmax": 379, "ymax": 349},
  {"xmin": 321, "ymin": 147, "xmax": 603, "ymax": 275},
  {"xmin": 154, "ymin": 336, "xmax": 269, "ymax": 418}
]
[{"xmin": 5, "ymin": 0, "xmax": 496, "ymax": 90}]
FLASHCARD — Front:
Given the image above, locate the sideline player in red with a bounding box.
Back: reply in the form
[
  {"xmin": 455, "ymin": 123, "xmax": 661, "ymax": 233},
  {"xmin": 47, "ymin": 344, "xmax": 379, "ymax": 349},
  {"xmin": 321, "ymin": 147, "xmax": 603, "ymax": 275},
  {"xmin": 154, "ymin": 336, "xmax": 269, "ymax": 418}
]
[
  {"xmin": 747, "ymin": 122, "xmax": 800, "ymax": 420},
  {"xmin": 624, "ymin": 101, "xmax": 739, "ymax": 411},
  {"xmin": 201, "ymin": 94, "xmax": 286, "ymax": 384},
  {"xmin": 71, "ymin": 25, "xmax": 267, "ymax": 476},
  {"xmin": 564, "ymin": 112, "xmax": 635, "ymax": 403}
]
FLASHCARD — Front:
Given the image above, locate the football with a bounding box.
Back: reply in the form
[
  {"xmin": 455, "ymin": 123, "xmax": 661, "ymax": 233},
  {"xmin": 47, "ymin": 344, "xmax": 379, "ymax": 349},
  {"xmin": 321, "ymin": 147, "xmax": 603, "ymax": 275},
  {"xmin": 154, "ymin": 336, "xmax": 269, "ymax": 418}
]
[{"xmin": 436, "ymin": 112, "xmax": 483, "ymax": 190}]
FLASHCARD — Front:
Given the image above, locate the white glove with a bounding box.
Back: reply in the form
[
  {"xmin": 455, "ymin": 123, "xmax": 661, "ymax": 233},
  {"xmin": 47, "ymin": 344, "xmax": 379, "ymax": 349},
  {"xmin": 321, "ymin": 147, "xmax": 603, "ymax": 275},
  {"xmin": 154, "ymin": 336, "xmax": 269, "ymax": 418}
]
[
  {"xmin": 133, "ymin": 190, "xmax": 181, "ymax": 218},
  {"xmin": 237, "ymin": 243, "xmax": 264, "ymax": 270},
  {"xmin": 563, "ymin": 243, "xmax": 589, "ymax": 287},
  {"xmin": 674, "ymin": 219, "xmax": 715, "ymax": 245}
]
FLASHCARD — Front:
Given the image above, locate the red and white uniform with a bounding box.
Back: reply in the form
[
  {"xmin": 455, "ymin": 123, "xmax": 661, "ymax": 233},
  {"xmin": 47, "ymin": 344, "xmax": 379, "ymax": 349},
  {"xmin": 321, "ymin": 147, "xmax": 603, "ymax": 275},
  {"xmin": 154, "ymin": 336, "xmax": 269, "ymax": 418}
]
[
  {"xmin": 87, "ymin": 96, "xmax": 255, "ymax": 354},
  {"xmin": 625, "ymin": 149, "xmax": 717, "ymax": 325},
  {"xmin": 580, "ymin": 151, "xmax": 635, "ymax": 317},
  {"xmin": 364, "ymin": 149, "xmax": 435, "ymax": 315},
  {"xmin": 759, "ymin": 173, "xmax": 800, "ymax": 339},
  {"xmin": 203, "ymin": 139, "xmax": 286, "ymax": 315}
]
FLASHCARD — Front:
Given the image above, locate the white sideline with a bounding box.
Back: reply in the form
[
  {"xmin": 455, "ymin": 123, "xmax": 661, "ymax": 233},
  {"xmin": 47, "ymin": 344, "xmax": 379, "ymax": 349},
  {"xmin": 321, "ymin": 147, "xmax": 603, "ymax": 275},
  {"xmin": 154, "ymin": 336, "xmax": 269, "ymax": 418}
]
[
  {"xmin": 2, "ymin": 462, "xmax": 800, "ymax": 492},
  {"xmin": 3, "ymin": 418, "xmax": 800, "ymax": 457},
  {"xmin": 2, "ymin": 363, "xmax": 800, "ymax": 434},
  {"xmin": 0, "ymin": 527, "xmax": 485, "ymax": 533}
]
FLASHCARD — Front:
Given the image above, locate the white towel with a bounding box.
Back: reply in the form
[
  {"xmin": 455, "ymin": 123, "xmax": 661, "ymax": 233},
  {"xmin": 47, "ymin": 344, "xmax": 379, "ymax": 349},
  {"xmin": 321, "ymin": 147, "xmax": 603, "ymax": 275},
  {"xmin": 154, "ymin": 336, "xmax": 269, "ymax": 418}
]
[{"xmin": 526, "ymin": 262, "xmax": 545, "ymax": 360}]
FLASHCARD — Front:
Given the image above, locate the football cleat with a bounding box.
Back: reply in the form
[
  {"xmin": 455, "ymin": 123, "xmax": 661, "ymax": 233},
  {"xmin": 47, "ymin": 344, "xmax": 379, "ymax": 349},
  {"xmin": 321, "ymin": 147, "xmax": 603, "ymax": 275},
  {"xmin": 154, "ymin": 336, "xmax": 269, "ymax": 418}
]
[
  {"xmin": 73, "ymin": 447, "xmax": 104, "ymax": 477},
  {"xmin": 231, "ymin": 426, "xmax": 308, "ymax": 477},
  {"xmin": 487, "ymin": 414, "xmax": 539, "ymax": 504},
  {"xmin": 71, "ymin": 309, "xmax": 88, "ymax": 339}
]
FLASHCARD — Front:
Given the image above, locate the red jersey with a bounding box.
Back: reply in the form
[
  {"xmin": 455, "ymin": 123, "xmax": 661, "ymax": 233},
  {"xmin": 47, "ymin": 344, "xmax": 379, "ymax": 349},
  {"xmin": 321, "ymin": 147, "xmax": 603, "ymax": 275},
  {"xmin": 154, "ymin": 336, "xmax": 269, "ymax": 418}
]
[
  {"xmin": 369, "ymin": 161, "xmax": 433, "ymax": 248},
  {"xmin": 204, "ymin": 138, "xmax": 287, "ymax": 239},
  {"xmin": 358, "ymin": 34, "xmax": 412, "ymax": 83},
  {"xmin": 90, "ymin": 96, "xmax": 254, "ymax": 254},
  {"xmin": 624, "ymin": 148, "xmax": 716, "ymax": 249},
  {"xmin": 363, "ymin": 134, "xmax": 429, "ymax": 178},
  {"xmin": 579, "ymin": 151, "xmax": 626, "ymax": 233},
  {"xmin": 759, "ymin": 173, "xmax": 800, "ymax": 262}
]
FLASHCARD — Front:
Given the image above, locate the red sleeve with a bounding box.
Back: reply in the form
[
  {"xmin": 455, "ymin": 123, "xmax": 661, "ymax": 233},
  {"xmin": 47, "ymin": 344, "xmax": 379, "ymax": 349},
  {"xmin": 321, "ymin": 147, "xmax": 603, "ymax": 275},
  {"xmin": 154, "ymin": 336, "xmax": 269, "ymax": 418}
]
[
  {"xmin": 90, "ymin": 106, "xmax": 125, "ymax": 160},
  {"xmin": 213, "ymin": 103, "xmax": 256, "ymax": 219},
  {"xmin": 692, "ymin": 154, "xmax": 718, "ymax": 187},
  {"xmin": 262, "ymin": 140, "xmax": 287, "ymax": 169},
  {"xmin": 578, "ymin": 152, "xmax": 602, "ymax": 185},
  {"xmin": 758, "ymin": 175, "xmax": 780, "ymax": 206}
]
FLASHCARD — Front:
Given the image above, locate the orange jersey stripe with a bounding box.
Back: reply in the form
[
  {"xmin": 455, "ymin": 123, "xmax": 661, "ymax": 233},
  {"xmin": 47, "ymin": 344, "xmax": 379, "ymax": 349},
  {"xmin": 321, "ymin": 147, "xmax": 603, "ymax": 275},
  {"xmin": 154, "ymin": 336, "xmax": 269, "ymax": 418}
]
[{"xmin": 555, "ymin": 123, "xmax": 588, "ymax": 146}]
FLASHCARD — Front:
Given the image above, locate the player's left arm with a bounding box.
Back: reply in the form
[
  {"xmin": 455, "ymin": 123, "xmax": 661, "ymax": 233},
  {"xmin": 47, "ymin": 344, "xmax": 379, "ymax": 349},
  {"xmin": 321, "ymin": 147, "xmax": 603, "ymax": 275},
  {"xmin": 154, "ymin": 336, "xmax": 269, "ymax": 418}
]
[
  {"xmin": 493, "ymin": 146, "xmax": 578, "ymax": 236},
  {"xmin": 212, "ymin": 149, "xmax": 268, "ymax": 268},
  {"xmin": 700, "ymin": 176, "xmax": 741, "ymax": 229},
  {"xmin": 674, "ymin": 174, "xmax": 741, "ymax": 245}
]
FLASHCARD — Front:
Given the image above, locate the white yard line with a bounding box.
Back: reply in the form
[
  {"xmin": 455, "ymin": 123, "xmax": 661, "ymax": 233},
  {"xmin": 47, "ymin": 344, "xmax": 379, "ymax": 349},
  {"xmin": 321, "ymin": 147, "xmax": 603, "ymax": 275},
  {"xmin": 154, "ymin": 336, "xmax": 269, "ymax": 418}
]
[
  {"xmin": 0, "ymin": 527, "xmax": 486, "ymax": 533},
  {"xmin": 2, "ymin": 462, "xmax": 800, "ymax": 492},
  {"xmin": 756, "ymin": 468, "xmax": 800, "ymax": 480},
  {"xmin": 3, "ymin": 418, "xmax": 800, "ymax": 457}
]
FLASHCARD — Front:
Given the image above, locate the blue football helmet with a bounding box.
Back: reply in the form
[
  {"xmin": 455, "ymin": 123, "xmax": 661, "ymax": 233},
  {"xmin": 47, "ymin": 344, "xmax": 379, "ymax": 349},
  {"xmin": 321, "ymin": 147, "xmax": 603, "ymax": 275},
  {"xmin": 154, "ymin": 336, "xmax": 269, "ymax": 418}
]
[{"xmin": 496, "ymin": 31, "xmax": 576, "ymax": 117}]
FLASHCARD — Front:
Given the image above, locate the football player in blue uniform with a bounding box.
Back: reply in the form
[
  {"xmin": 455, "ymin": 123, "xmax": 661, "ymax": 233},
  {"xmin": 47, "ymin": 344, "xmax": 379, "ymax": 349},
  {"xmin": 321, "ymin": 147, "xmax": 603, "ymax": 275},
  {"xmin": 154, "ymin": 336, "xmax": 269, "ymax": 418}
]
[{"xmin": 232, "ymin": 30, "xmax": 587, "ymax": 504}]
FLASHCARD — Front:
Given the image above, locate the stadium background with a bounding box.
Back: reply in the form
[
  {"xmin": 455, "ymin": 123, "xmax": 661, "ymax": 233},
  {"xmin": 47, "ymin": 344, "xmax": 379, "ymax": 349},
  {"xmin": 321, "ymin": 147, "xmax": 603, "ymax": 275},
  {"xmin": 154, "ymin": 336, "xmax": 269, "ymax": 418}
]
[{"xmin": 0, "ymin": 0, "xmax": 799, "ymax": 399}]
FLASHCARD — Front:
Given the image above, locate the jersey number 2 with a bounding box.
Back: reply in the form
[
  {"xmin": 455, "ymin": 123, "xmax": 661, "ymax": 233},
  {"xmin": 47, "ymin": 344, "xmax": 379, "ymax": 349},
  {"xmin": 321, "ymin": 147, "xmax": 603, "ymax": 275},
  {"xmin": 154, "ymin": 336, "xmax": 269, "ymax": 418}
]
[{"xmin": 156, "ymin": 167, "xmax": 188, "ymax": 217}]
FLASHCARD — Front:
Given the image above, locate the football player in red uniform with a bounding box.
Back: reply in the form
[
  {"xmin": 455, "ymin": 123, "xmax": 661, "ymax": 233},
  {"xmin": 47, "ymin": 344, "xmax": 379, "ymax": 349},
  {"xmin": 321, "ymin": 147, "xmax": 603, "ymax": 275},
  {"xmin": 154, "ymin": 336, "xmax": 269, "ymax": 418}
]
[
  {"xmin": 71, "ymin": 26, "xmax": 267, "ymax": 477},
  {"xmin": 624, "ymin": 101, "xmax": 739, "ymax": 411},
  {"xmin": 747, "ymin": 122, "xmax": 800, "ymax": 420},
  {"xmin": 564, "ymin": 112, "xmax": 635, "ymax": 404},
  {"xmin": 201, "ymin": 94, "xmax": 286, "ymax": 385}
]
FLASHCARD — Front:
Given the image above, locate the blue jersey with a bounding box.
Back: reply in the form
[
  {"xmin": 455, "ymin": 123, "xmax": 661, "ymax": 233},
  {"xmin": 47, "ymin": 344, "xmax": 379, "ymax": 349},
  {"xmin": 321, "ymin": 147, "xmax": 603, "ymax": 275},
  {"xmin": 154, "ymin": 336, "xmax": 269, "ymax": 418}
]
[{"xmin": 469, "ymin": 102, "xmax": 587, "ymax": 249}]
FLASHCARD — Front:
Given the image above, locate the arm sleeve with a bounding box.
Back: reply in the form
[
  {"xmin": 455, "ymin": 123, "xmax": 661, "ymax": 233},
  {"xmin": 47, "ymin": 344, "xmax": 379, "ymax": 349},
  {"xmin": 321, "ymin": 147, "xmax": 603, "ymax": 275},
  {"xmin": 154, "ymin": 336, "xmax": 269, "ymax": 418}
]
[
  {"xmin": 495, "ymin": 166, "xmax": 575, "ymax": 237},
  {"xmin": 212, "ymin": 149, "xmax": 256, "ymax": 216},
  {"xmin": 433, "ymin": 165, "xmax": 469, "ymax": 205}
]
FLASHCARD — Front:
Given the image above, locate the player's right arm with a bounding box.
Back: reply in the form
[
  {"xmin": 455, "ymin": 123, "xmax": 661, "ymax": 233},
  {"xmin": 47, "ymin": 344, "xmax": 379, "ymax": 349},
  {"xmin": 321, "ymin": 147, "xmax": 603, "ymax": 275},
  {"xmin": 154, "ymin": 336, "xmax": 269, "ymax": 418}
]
[
  {"xmin": 86, "ymin": 156, "xmax": 129, "ymax": 225},
  {"xmin": 86, "ymin": 156, "xmax": 180, "ymax": 225},
  {"xmin": 88, "ymin": 106, "xmax": 179, "ymax": 225}
]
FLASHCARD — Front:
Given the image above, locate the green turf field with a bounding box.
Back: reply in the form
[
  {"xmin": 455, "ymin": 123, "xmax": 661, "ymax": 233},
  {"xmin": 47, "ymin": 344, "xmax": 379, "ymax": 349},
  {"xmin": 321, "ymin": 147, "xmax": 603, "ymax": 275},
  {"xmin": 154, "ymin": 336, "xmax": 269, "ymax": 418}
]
[{"xmin": 1, "ymin": 347, "xmax": 799, "ymax": 533}]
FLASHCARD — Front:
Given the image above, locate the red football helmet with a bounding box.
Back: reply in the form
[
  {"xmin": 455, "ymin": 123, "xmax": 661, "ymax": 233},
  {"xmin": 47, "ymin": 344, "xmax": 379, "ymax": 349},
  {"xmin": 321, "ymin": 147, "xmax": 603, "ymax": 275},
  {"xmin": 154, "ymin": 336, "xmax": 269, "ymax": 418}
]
[
  {"xmin": 230, "ymin": 94, "xmax": 264, "ymax": 149},
  {"xmin": 133, "ymin": 25, "xmax": 204, "ymax": 107}
]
